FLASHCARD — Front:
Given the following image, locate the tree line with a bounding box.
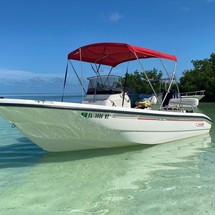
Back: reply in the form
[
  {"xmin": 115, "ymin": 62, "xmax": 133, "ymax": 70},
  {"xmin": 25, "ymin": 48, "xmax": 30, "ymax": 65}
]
[{"xmin": 123, "ymin": 53, "xmax": 215, "ymax": 102}]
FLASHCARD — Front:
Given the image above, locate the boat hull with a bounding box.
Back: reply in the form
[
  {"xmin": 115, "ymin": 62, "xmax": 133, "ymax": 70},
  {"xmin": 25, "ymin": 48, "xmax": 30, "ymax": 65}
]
[{"xmin": 0, "ymin": 99, "xmax": 212, "ymax": 152}]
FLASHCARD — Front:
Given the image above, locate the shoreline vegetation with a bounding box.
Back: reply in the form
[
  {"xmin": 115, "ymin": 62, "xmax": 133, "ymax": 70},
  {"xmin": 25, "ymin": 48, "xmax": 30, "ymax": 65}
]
[{"xmin": 122, "ymin": 53, "xmax": 215, "ymax": 102}]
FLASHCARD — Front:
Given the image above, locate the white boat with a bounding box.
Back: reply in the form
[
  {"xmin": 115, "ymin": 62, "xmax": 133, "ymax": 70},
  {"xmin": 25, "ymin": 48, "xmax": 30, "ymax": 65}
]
[
  {"xmin": 180, "ymin": 90, "xmax": 205, "ymax": 101},
  {"xmin": 0, "ymin": 42, "xmax": 212, "ymax": 152}
]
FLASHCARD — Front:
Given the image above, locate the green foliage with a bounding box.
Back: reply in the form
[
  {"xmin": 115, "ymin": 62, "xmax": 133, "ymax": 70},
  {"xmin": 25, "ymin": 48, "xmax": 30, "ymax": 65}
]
[
  {"xmin": 122, "ymin": 68, "xmax": 163, "ymax": 94},
  {"xmin": 179, "ymin": 53, "xmax": 215, "ymax": 102},
  {"xmin": 122, "ymin": 53, "xmax": 215, "ymax": 102}
]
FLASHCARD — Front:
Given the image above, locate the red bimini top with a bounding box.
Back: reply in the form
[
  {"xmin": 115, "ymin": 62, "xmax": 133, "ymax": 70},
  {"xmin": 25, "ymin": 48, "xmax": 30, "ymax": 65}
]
[{"xmin": 68, "ymin": 42, "xmax": 177, "ymax": 67}]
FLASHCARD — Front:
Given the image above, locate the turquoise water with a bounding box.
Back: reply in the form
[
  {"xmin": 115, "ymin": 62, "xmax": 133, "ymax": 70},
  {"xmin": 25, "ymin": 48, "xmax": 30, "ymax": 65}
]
[{"xmin": 0, "ymin": 101, "xmax": 215, "ymax": 215}]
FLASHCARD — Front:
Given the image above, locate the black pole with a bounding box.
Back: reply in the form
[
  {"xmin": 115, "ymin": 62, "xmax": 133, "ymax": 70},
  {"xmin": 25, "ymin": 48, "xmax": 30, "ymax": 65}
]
[{"xmin": 61, "ymin": 62, "xmax": 68, "ymax": 102}]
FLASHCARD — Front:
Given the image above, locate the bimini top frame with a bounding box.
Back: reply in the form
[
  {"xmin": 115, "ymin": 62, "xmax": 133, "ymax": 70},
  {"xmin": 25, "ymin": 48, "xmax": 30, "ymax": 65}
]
[{"xmin": 63, "ymin": 42, "xmax": 178, "ymax": 107}]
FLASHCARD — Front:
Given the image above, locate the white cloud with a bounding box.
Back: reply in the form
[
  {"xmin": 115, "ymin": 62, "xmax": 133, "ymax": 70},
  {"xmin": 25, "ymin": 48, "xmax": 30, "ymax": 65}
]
[
  {"xmin": 0, "ymin": 68, "xmax": 82, "ymax": 94},
  {"xmin": 0, "ymin": 68, "xmax": 62, "ymax": 80},
  {"xmin": 0, "ymin": 68, "xmax": 65, "ymax": 92},
  {"xmin": 109, "ymin": 12, "xmax": 123, "ymax": 22}
]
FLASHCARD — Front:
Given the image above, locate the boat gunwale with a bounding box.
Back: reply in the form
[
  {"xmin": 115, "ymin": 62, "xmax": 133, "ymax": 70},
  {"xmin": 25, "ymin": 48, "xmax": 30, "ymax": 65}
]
[{"xmin": 0, "ymin": 99, "xmax": 212, "ymax": 123}]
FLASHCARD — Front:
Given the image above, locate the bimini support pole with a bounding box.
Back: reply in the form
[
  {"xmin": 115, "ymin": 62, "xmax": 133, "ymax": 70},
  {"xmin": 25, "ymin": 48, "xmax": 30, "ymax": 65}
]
[
  {"xmin": 133, "ymin": 52, "xmax": 158, "ymax": 98},
  {"xmin": 79, "ymin": 47, "xmax": 85, "ymax": 97},
  {"xmin": 69, "ymin": 60, "xmax": 87, "ymax": 95},
  {"xmin": 61, "ymin": 61, "xmax": 69, "ymax": 102},
  {"xmin": 122, "ymin": 51, "xmax": 131, "ymax": 107},
  {"xmin": 160, "ymin": 62, "xmax": 178, "ymax": 109}
]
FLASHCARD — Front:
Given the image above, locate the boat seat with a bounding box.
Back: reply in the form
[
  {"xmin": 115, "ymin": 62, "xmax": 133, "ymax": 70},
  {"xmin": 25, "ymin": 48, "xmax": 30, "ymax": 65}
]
[{"xmin": 169, "ymin": 98, "xmax": 199, "ymax": 107}]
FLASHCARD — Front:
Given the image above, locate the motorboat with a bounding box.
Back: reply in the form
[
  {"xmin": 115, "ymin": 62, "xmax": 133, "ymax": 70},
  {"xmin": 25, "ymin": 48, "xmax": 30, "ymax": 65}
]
[
  {"xmin": 0, "ymin": 42, "xmax": 212, "ymax": 152},
  {"xmin": 180, "ymin": 90, "xmax": 205, "ymax": 101}
]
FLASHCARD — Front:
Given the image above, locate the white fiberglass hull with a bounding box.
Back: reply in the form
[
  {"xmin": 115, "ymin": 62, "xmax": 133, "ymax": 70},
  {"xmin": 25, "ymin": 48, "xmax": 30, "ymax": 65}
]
[{"xmin": 0, "ymin": 99, "xmax": 212, "ymax": 152}]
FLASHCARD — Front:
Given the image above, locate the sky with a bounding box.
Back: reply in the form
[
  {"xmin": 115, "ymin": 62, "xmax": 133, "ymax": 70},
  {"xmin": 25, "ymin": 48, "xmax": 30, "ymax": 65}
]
[{"xmin": 0, "ymin": 0, "xmax": 215, "ymax": 94}]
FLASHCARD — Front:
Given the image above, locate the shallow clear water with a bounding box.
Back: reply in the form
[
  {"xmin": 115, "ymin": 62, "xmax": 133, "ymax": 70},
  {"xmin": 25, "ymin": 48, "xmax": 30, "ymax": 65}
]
[{"xmin": 0, "ymin": 100, "xmax": 215, "ymax": 215}]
